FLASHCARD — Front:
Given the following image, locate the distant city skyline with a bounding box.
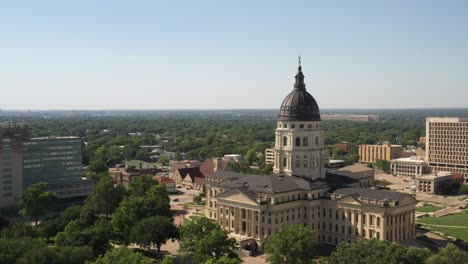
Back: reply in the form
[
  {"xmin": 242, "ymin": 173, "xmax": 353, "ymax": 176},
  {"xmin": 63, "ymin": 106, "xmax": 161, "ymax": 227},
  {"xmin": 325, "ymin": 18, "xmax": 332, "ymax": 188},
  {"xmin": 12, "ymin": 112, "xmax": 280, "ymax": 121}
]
[{"xmin": 1, "ymin": 1, "xmax": 467, "ymax": 110}]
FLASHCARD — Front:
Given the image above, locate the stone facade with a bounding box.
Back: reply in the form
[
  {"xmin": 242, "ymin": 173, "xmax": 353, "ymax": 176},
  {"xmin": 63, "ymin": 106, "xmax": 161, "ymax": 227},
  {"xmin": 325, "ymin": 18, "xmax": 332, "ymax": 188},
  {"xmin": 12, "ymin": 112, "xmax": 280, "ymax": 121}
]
[{"xmin": 204, "ymin": 64, "xmax": 417, "ymax": 251}]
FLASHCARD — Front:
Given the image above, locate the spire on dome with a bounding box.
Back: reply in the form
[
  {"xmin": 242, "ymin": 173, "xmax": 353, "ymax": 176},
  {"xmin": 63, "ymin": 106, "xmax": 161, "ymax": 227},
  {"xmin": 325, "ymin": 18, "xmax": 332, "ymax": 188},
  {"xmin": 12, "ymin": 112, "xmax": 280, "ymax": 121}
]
[{"xmin": 294, "ymin": 57, "xmax": 305, "ymax": 90}]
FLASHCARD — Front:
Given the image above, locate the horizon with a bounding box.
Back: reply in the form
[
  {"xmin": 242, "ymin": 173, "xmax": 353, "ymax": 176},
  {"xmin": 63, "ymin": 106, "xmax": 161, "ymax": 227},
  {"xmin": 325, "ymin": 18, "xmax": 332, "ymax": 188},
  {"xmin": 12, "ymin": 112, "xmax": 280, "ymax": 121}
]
[{"xmin": 1, "ymin": 1, "xmax": 468, "ymax": 110}]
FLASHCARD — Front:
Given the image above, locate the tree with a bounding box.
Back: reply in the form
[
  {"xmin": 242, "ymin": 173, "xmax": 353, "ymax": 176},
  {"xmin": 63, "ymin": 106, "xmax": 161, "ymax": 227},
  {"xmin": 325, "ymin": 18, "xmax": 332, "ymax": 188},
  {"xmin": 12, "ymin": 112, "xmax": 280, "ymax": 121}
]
[
  {"xmin": 16, "ymin": 246, "xmax": 59, "ymax": 264},
  {"xmin": 91, "ymin": 247, "xmax": 153, "ymax": 264},
  {"xmin": 159, "ymin": 156, "xmax": 170, "ymax": 166},
  {"xmin": 179, "ymin": 217, "xmax": 238, "ymax": 264},
  {"xmin": 459, "ymin": 184, "xmax": 468, "ymax": 195},
  {"xmin": 193, "ymin": 228, "xmax": 239, "ymax": 264},
  {"xmin": 179, "ymin": 217, "xmax": 218, "ymax": 257},
  {"xmin": 331, "ymin": 147, "xmax": 343, "ymax": 159},
  {"xmin": 0, "ymin": 237, "xmax": 46, "ymax": 264},
  {"xmin": 204, "ymin": 256, "xmax": 242, "ymax": 264},
  {"xmin": 161, "ymin": 255, "xmax": 175, "ymax": 264},
  {"xmin": 129, "ymin": 216, "xmax": 178, "ymax": 255},
  {"xmin": 1, "ymin": 223, "xmax": 40, "ymax": 238},
  {"xmin": 112, "ymin": 185, "xmax": 172, "ymax": 244},
  {"xmin": 18, "ymin": 182, "xmax": 57, "ymax": 226},
  {"xmin": 129, "ymin": 175, "xmax": 156, "ymax": 197},
  {"xmin": 55, "ymin": 219, "xmax": 112, "ymax": 256},
  {"xmin": 55, "ymin": 246, "xmax": 94, "ymax": 264},
  {"xmin": 193, "ymin": 195, "xmax": 202, "ymax": 204},
  {"xmin": 85, "ymin": 176, "xmax": 126, "ymax": 218},
  {"xmin": 264, "ymin": 224, "xmax": 317, "ymax": 264},
  {"xmin": 374, "ymin": 159, "xmax": 390, "ymax": 174},
  {"xmin": 426, "ymin": 243, "xmax": 468, "ymax": 264},
  {"xmin": 328, "ymin": 239, "xmax": 431, "ymax": 264}
]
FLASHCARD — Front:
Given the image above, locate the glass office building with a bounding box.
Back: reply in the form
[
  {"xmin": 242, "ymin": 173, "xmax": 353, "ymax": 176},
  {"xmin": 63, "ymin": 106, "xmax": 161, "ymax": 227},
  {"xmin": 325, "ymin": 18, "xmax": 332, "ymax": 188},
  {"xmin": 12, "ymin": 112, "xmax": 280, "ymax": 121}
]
[{"xmin": 23, "ymin": 137, "xmax": 93, "ymax": 198}]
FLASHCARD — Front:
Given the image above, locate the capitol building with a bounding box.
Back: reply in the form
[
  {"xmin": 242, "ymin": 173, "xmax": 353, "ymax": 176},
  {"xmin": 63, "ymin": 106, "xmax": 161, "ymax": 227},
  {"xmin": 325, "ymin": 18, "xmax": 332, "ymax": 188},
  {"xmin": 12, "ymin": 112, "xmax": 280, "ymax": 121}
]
[{"xmin": 204, "ymin": 63, "xmax": 417, "ymax": 251}]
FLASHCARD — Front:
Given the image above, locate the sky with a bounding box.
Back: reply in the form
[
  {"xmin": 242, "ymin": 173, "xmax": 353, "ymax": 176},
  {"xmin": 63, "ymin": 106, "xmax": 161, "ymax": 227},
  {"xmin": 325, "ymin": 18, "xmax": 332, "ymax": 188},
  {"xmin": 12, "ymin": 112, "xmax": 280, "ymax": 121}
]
[{"xmin": 1, "ymin": 0, "xmax": 467, "ymax": 110}]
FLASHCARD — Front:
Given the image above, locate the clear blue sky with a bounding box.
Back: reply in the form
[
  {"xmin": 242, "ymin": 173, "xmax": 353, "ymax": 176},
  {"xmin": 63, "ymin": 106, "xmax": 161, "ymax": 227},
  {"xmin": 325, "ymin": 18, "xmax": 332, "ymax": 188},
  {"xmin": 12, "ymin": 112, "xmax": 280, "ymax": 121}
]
[{"xmin": 1, "ymin": 0, "xmax": 467, "ymax": 110}]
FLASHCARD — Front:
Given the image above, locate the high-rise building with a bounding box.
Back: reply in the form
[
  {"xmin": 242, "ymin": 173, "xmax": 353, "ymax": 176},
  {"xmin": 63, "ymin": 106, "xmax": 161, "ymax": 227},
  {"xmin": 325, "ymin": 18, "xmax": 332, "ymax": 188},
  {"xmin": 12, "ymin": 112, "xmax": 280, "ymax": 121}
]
[
  {"xmin": 23, "ymin": 137, "xmax": 93, "ymax": 198},
  {"xmin": 204, "ymin": 63, "xmax": 417, "ymax": 251},
  {"xmin": 0, "ymin": 122, "xmax": 29, "ymax": 208},
  {"xmin": 426, "ymin": 117, "xmax": 468, "ymax": 182},
  {"xmin": 358, "ymin": 143, "xmax": 403, "ymax": 163}
]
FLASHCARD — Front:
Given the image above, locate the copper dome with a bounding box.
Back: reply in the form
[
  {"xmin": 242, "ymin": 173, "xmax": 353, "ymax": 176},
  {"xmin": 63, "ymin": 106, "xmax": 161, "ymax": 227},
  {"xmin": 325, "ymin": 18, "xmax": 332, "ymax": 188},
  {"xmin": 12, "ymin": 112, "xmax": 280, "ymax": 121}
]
[{"xmin": 278, "ymin": 65, "xmax": 320, "ymax": 121}]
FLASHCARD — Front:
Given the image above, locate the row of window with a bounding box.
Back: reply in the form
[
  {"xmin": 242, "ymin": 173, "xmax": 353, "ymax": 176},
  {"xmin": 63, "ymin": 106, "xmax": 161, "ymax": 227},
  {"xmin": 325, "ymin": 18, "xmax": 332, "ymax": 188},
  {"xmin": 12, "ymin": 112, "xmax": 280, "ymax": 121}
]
[{"xmin": 278, "ymin": 123, "xmax": 319, "ymax": 129}]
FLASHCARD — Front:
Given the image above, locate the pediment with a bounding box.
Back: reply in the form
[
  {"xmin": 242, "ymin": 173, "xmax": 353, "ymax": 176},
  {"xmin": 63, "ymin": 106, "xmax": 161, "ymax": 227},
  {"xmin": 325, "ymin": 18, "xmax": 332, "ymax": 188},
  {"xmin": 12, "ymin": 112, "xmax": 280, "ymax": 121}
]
[
  {"xmin": 336, "ymin": 195, "xmax": 362, "ymax": 205},
  {"xmin": 216, "ymin": 189, "xmax": 259, "ymax": 206}
]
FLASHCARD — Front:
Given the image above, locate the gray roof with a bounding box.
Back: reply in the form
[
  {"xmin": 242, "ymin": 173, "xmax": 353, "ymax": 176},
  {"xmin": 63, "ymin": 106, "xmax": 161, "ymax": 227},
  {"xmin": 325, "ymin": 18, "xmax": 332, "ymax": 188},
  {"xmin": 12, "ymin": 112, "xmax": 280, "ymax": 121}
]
[
  {"xmin": 333, "ymin": 188, "xmax": 412, "ymax": 202},
  {"xmin": 210, "ymin": 170, "xmax": 324, "ymax": 195}
]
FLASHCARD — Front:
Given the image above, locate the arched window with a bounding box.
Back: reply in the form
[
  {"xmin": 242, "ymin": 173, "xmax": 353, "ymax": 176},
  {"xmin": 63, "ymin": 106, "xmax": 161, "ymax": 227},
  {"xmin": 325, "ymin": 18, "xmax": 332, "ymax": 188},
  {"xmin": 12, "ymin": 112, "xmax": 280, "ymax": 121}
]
[
  {"xmin": 283, "ymin": 158, "xmax": 287, "ymax": 167},
  {"xmin": 315, "ymin": 136, "xmax": 319, "ymax": 146},
  {"xmin": 303, "ymin": 137, "xmax": 308, "ymax": 146},
  {"xmin": 283, "ymin": 136, "xmax": 288, "ymax": 146},
  {"xmin": 295, "ymin": 137, "xmax": 301, "ymax": 146},
  {"xmin": 377, "ymin": 217, "xmax": 381, "ymax": 227}
]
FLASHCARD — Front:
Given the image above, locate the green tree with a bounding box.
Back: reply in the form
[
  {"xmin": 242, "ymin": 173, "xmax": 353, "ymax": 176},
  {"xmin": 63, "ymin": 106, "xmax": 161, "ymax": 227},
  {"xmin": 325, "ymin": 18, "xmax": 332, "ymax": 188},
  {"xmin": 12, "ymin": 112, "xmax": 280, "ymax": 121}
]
[
  {"xmin": 331, "ymin": 147, "xmax": 343, "ymax": 159},
  {"xmin": 179, "ymin": 217, "xmax": 218, "ymax": 257},
  {"xmin": 112, "ymin": 185, "xmax": 172, "ymax": 244},
  {"xmin": 56, "ymin": 246, "xmax": 94, "ymax": 264},
  {"xmin": 18, "ymin": 182, "xmax": 57, "ymax": 226},
  {"xmin": 374, "ymin": 159, "xmax": 390, "ymax": 174},
  {"xmin": 161, "ymin": 255, "xmax": 175, "ymax": 264},
  {"xmin": 193, "ymin": 195, "xmax": 202, "ymax": 204},
  {"xmin": 129, "ymin": 216, "xmax": 178, "ymax": 255},
  {"xmin": 159, "ymin": 156, "xmax": 170, "ymax": 166},
  {"xmin": 193, "ymin": 229, "xmax": 238, "ymax": 264},
  {"xmin": 129, "ymin": 175, "xmax": 156, "ymax": 197},
  {"xmin": 204, "ymin": 256, "xmax": 242, "ymax": 264},
  {"xmin": 0, "ymin": 223, "xmax": 39, "ymax": 238},
  {"xmin": 459, "ymin": 184, "xmax": 468, "ymax": 195},
  {"xmin": 328, "ymin": 239, "xmax": 430, "ymax": 264},
  {"xmin": 55, "ymin": 219, "xmax": 112, "ymax": 256},
  {"xmin": 426, "ymin": 243, "xmax": 468, "ymax": 264},
  {"xmin": 91, "ymin": 247, "xmax": 153, "ymax": 264},
  {"xmin": 179, "ymin": 217, "xmax": 238, "ymax": 264},
  {"xmin": 85, "ymin": 176, "xmax": 126, "ymax": 218},
  {"xmin": 0, "ymin": 237, "xmax": 46, "ymax": 264},
  {"xmin": 264, "ymin": 224, "xmax": 317, "ymax": 264},
  {"xmin": 16, "ymin": 246, "xmax": 59, "ymax": 264}
]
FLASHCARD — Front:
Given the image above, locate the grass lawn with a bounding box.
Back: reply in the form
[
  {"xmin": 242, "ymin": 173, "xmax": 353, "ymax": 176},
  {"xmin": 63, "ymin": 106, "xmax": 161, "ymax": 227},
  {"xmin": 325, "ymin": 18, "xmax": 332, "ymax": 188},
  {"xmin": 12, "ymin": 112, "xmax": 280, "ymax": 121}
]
[
  {"xmin": 416, "ymin": 205, "xmax": 445, "ymax": 213},
  {"xmin": 417, "ymin": 211, "xmax": 468, "ymax": 241}
]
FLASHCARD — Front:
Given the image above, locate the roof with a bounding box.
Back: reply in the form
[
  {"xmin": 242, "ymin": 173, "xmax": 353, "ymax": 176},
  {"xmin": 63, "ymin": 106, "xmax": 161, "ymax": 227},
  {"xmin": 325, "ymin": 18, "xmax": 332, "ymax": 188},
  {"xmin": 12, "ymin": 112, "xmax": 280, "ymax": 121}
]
[
  {"xmin": 332, "ymin": 187, "xmax": 417, "ymax": 207},
  {"xmin": 277, "ymin": 64, "xmax": 320, "ymax": 122},
  {"xmin": 126, "ymin": 160, "xmax": 159, "ymax": 170},
  {"xmin": 199, "ymin": 158, "xmax": 231, "ymax": 177},
  {"xmin": 338, "ymin": 164, "xmax": 374, "ymax": 174},
  {"xmin": 209, "ymin": 170, "xmax": 324, "ymax": 195},
  {"xmin": 177, "ymin": 167, "xmax": 205, "ymax": 182},
  {"xmin": 153, "ymin": 176, "xmax": 175, "ymax": 184},
  {"xmin": 391, "ymin": 156, "xmax": 426, "ymax": 164}
]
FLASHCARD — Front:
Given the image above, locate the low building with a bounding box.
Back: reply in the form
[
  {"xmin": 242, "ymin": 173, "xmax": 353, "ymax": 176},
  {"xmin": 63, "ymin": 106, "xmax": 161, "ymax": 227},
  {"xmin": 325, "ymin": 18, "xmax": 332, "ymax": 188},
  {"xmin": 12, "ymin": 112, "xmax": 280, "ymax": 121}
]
[
  {"xmin": 391, "ymin": 157, "xmax": 428, "ymax": 178},
  {"xmin": 334, "ymin": 142, "xmax": 353, "ymax": 153},
  {"xmin": 326, "ymin": 159, "xmax": 345, "ymax": 169},
  {"xmin": 415, "ymin": 171, "xmax": 454, "ymax": 195},
  {"xmin": 223, "ymin": 154, "xmax": 242, "ymax": 162},
  {"xmin": 108, "ymin": 160, "xmax": 160, "ymax": 186},
  {"xmin": 205, "ymin": 170, "xmax": 417, "ymax": 250},
  {"xmin": 171, "ymin": 166, "xmax": 205, "ymax": 190},
  {"xmin": 326, "ymin": 164, "xmax": 374, "ymax": 187},
  {"xmin": 200, "ymin": 158, "xmax": 233, "ymax": 178},
  {"xmin": 359, "ymin": 143, "xmax": 403, "ymax": 163},
  {"xmin": 264, "ymin": 148, "xmax": 275, "ymax": 164},
  {"xmin": 153, "ymin": 176, "xmax": 177, "ymax": 193},
  {"xmin": 321, "ymin": 115, "xmax": 381, "ymax": 122}
]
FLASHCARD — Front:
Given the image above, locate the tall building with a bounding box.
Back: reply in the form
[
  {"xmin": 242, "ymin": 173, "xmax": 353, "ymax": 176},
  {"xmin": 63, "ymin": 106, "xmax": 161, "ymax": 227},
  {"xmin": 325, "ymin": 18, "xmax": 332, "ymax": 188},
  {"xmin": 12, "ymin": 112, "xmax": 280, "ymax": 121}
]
[
  {"xmin": 23, "ymin": 137, "xmax": 93, "ymax": 198},
  {"xmin": 205, "ymin": 63, "xmax": 417, "ymax": 251},
  {"xmin": 358, "ymin": 143, "xmax": 403, "ymax": 163},
  {"xmin": 426, "ymin": 117, "xmax": 468, "ymax": 183},
  {"xmin": 0, "ymin": 122, "xmax": 29, "ymax": 208},
  {"xmin": 272, "ymin": 63, "xmax": 326, "ymax": 180}
]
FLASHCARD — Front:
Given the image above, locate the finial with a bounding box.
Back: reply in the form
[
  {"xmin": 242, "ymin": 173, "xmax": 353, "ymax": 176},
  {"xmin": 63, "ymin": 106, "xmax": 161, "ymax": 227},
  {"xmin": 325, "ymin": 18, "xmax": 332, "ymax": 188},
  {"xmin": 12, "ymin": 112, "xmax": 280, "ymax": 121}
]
[{"xmin": 298, "ymin": 56, "xmax": 301, "ymax": 67}]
